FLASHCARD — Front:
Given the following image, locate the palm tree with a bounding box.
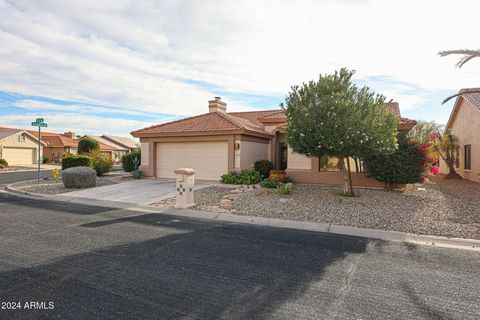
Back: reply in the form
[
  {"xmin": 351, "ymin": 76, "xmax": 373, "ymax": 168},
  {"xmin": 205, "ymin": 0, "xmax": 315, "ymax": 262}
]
[
  {"xmin": 438, "ymin": 49, "xmax": 480, "ymax": 104},
  {"xmin": 430, "ymin": 130, "xmax": 462, "ymax": 179},
  {"xmin": 438, "ymin": 49, "xmax": 480, "ymax": 68}
]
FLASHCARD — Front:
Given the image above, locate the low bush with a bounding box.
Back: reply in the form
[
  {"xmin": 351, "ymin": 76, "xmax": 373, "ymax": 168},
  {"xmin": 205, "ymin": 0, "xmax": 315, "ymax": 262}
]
[
  {"xmin": 363, "ymin": 133, "xmax": 424, "ymax": 190},
  {"xmin": 89, "ymin": 150, "xmax": 112, "ymax": 176},
  {"xmin": 121, "ymin": 151, "xmax": 141, "ymax": 172},
  {"xmin": 0, "ymin": 159, "xmax": 8, "ymax": 169},
  {"xmin": 62, "ymin": 166, "xmax": 97, "ymax": 188},
  {"xmin": 284, "ymin": 176, "xmax": 294, "ymax": 183},
  {"xmin": 221, "ymin": 169, "xmax": 261, "ymax": 185},
  {"xmin": 261, "ymin": 178, "xmax": 280, "ymax": 188},
  {"xmin": 78, "ymin": 137, "xmax": 100, "ymax": 154},
  {"xmin": 62, "ymin": 155, "xmax": 92, "ymax": 170},
  {"xmin": 254, "ymin": 160, "xmax": 273, "ymax": 179},
  {"xmin": 278, "ymin": 182, "xmax": 293, "ymax": 195}
]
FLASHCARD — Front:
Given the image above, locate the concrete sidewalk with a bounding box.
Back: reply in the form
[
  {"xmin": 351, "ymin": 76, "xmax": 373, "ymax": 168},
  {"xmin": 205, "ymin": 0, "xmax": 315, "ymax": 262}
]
[{"xmin": 58, "ymin": 178, "xmax": 216, "ymax": 205}]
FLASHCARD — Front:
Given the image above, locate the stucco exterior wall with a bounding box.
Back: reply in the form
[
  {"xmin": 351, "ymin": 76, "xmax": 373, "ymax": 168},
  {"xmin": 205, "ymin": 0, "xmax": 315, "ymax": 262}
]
[
  {"xmin": 239, "ymin": 139, "xmax": 269, "ymax": 170},
  {"xmin": 0, "ymin": 133, "xmax": 42, "ymax": 164},
  {"xmin": 440, "ymin": 98, "xmax": 480, "ymax": 183},
  {"xmin": 286, "ymin": 147, "xmax": 311, "ymax": 170}
]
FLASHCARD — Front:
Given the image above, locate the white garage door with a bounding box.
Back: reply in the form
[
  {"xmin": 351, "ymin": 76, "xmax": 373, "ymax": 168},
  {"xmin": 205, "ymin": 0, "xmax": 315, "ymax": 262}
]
[
  {"xmin": 156, "ymin": 142, "xmax": 228, "ymax": 180},
  {"xmin": 2, "ymin": 147, "xmax": 35, "ymax": 165}
]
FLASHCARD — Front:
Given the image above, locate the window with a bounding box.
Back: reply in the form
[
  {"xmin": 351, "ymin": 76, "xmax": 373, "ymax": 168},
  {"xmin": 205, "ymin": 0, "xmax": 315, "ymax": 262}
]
[
  {"xmin": 455, "ymin": 147, "xmax": 460, "ymax": 169},
  {"xmin": 464, "ymin": 145, "xmax": 471, "ymax": 170},
  {"xmin": 18, "ymin": 134, "xmax": 25, "ymax": 142}
]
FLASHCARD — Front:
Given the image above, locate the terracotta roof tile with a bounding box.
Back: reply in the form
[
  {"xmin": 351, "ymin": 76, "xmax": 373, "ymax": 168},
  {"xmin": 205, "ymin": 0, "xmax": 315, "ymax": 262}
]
[
  {"xmin": 132, "ymin": 112, "xmax": 272, "ymax": 136},
  {"xmin": 460, "ymin": 88, "xmax": 480, "ymax": 109},
  {"xmin": 227, "ymin": 110, "xmax": 282, "ymax": 126}
]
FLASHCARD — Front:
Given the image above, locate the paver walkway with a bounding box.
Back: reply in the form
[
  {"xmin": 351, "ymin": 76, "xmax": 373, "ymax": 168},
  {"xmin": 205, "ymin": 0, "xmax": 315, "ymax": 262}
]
[{"xmin": 60, "ymin": 178, "xmax": 216, "ymax": 205}]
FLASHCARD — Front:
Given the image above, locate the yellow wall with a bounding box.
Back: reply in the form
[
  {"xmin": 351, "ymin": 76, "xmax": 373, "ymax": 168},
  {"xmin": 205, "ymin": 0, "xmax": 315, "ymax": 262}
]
[
  {"xmin": 0, "ymin": 133, "xmax": 42, "ymax": 164},
  {"xmin": 287, "ymin": 146, "xmax": 311, "ymax": 170},
  {"xmin": 440, "ymin": 98, "xmax": 480, "ymax": 183}
]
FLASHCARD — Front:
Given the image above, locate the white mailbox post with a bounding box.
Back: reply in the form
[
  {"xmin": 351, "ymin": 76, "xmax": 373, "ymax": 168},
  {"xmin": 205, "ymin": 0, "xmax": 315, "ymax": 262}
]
[{"xmin": 174, "ymin": 168, "xmax": 196, "ymax": 208}]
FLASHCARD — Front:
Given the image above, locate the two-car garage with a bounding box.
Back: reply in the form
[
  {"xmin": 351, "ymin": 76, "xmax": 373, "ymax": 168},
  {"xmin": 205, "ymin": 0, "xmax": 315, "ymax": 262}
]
[
  {"xmin": 2, "ymin": 147, "xmax": 36, "ymax": 165},
  {"xmin": 156, "ymin": 141, "xmax": 229, "ymax": 180}
]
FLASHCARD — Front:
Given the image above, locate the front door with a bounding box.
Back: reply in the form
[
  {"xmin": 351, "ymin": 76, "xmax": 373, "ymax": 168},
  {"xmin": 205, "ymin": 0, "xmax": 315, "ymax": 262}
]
[{"xmin": 279, "ymin": 143, "xmax": 288, "ymax": 170}]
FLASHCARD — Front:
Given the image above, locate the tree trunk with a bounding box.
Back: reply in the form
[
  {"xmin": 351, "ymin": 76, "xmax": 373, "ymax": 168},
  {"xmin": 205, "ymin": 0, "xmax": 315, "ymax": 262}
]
[
  {"xmin": 338, "ymin": 157, "xmax": 354, "ymax": 195},
  {"xmin": 445, "ymin": 162, "xmax": 463, "ymax": 179}
]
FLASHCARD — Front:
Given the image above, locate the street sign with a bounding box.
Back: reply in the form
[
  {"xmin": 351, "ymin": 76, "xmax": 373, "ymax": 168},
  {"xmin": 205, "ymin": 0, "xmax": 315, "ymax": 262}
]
[{"xmin": 32, "ymin": 118, "xmax": 48, "ymax": 183}]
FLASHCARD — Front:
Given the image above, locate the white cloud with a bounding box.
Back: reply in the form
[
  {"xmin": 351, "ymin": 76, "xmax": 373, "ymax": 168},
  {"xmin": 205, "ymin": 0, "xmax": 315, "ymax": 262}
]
[
  {"xmin": 0, "ymin": 113, "xmax": 168, "ymax": 137},
  {"xmin": 0, "ymin": 0, "xmax": 479, "ymax": 120}
]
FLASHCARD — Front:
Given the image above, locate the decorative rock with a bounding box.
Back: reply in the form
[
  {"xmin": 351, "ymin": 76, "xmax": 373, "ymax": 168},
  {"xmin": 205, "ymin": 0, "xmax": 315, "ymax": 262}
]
[{"xmin": 62, "ymin": 166, "xmax": 97, "ymax": 188}]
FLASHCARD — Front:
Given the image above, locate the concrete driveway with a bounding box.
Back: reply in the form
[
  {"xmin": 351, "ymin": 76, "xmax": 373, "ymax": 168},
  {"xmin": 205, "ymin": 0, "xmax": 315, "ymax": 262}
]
[{"xmin": 59, "ymin": 178, "xmax": 216, "ymax": 205}]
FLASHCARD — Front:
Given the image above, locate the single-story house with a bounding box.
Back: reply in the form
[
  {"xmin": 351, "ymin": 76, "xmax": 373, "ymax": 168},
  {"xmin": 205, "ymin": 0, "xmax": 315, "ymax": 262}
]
[
  {"xmin": 28, "ymin": 131, "xmax": 117, "ymax": 163},
  {"xmin": 89, "ymin": 135, "xmax": 140, "ymax": 162},
  {"xmin": 0, "ymin": 127, "xmax": 47, "ymax": 165},
  {"xmin": 132, "ymin": 97, "xmax": 416, "ymax": 186},
  {"xmin": 439, "ymin": 88, "xmax": 480, "ymax": 183}
]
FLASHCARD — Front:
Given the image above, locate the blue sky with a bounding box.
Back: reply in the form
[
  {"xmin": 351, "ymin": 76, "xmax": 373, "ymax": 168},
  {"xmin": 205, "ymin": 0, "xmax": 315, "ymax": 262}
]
[{"xmin": 0, "ymin": 0, "xmax": 478, "ymax": 136}]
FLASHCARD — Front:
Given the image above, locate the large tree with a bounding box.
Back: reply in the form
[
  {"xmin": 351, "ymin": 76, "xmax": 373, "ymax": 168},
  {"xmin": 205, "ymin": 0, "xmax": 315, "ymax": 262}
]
[{"xmin": 283, "ymin": 68, "xmax": 398, "ymax": 195}]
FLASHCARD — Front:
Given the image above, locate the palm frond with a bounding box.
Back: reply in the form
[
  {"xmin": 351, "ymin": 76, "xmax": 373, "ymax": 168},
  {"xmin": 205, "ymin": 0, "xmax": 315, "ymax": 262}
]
[
  {"xmin": 442, "ymin": 89, "xmax": 480, "ymax": 104},
  {"xmin": 438, "ymin": 49, "xmax": 480, "ymax": 68}
]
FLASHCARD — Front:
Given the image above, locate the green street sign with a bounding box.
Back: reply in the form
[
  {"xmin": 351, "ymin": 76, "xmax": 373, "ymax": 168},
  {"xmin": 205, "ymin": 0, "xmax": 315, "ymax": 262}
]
[
  {"xmin": 36, "ymin": 118, "xmax": 44, "ymax": 123},
  {"xmin": 40, "ymin": 123, "xmax": 48, "ymax": 127},
  {"xmin": 32, "ymin": 121, "xmax": 48, "ymax": 127}
]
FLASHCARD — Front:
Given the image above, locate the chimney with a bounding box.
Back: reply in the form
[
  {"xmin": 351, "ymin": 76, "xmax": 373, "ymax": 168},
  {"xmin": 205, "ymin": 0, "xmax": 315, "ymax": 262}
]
[
  {"xmin": 208, "ymin": 97, "xmax": 227, "ymax": 113},
  {"xmin": 64, "ymin": 131, "xmax": 76, "ymax": 139}
]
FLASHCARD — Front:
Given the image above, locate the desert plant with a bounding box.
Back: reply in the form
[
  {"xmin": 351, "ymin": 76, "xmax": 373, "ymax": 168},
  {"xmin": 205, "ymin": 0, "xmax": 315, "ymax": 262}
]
[
  {"xmin": 0, "ymin": 159, "xmax": 8, "ymax": 169},
  {"xmin": 221, "ymin": 169, "xmax": 261, "ymax": 185},
  {"xmin": 254, "ymin": 160, "xmax": 273, "ymax": 179},
  {"xmin": 88, "ymin": 150, "xmax": 112, "ymax": 176},
  {"xmin": 62, "ymin": 155, "xmax": 92, "ymax": 170},
  {"xmin": 121, "ymin": 150, "xmax": 141, "ymax": 172},
  {"xmin": 261, "ymin": 178, "xmax": 280, "ymax": 188},
  {"xmin": 429, "ymin": 130, "xmax": 461, "ymax": 179},
  {"xmin": 78, "ymin": 137, "xmax": 100, "ymax": 154},
  {"xmin": 62, "ymin": 166, "xmax": 97, "ymax": 188},
  {"xmin": 278, "ymin": 182, "xmax": 293, "ymax": 195},
  {"xmin": 0, "ymin": 158, "xmax": 8, "ymax": 168},
  {"xmin": 284, "ymin": 176, "xmax": 294, "ymax": 183},
  {"xmin": 363, "ymin": 134, "xmax": 425, "ymax": 190}
]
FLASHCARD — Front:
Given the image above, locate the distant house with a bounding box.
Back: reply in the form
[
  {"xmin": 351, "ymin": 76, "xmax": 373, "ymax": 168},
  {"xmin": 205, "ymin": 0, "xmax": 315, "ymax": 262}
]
[
  {"xmin": 439, "ymin": 88, "xmax": 480, "ymax": 183},
  {"xmin": 89, "ymin": 135, "xmax": 139, "ymax": 162},
  {"xmin": 132, "ymin": 97, "xmax": 416, "ymax": 186},
  {"xmin": 28, "ymin": 131, "xmax": 116, "ymax": 163},
  {"xmin": 0, "ymin": 127, "xmax": 47, "ymax": 165}
]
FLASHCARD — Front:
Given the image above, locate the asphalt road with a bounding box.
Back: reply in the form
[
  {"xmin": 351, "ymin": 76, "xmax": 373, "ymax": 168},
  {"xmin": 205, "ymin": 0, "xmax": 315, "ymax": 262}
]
[
  {"xmin": 0, "ymin": 191, "xmax": 479, "ymax": 320},
  {"xmin": 0, "ymin": 170, "xmax": 54, "ymax": 185}
]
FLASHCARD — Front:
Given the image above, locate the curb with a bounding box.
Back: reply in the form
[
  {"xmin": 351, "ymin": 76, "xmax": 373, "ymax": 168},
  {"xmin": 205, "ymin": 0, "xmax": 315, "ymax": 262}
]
[{"xmin": 3, "ymin": 185, "xmax": 480, "ymax": 251}]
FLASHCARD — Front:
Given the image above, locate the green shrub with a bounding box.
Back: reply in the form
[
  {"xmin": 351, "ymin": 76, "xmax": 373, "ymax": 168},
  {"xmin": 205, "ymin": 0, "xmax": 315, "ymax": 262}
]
[
  {"xmin": 78, "ymin": 137, "xmax": 100, "ymax": 154},
  {"xmin": 221, "ymin": 169, "xmax": 261, "ymax": 185},
  {"xmin": 62, "ymin": 155, "xmax": 92, "ymax": 170},
  {"xmin": 0, "ymin": 159, "xmax": 8, "ymax": 169},
  {"xmin": 121, "ymin": 151, "xmax": 141, "ymax": 172},
  {"xmin": 89, "ymin": 150, "xmax": 112, "ymax": 176},
  {"xmin": 254, "ymin": 160, "xmax": 273, "ymax": 178},
  {"xmin": 278, "ymin": 182, "xmax": 293, "ymax": 195},
  {"xmin": 62, "ymin": 166, "xmax": 97, "ymax": 188},
  {"xmin": 284, "ymin": 176, "xmax": 294, "ymax": 183},
  {"xmin": 42, "ymin": 157, "xmax": 48, "ymax": 164},
  {"xmin": 363, "ymin": 133, "xmax": 424, "ymax": 190},
  {"xmin": 261, "ymin": 178, "xmax": 279, "ymax": 188}
]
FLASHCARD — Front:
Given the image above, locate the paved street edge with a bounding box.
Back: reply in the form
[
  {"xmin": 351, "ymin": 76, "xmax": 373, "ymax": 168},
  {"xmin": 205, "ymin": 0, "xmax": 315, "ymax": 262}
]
[{"xmin": 3, "ymin": 184, "xmax": 480, "ymax": 252}]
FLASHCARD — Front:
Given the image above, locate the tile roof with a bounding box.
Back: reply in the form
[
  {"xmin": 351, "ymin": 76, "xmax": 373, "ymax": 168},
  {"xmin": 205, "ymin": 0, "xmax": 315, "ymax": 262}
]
[
  {"xmin": 227, "ymin": 110, "xmax": 283, "ymax": 126},
  {"xmin": 102, "ymin": 135, "xmax": 140, "ymax": 149},
  {"xmin": 91, "ymin": 136, "xmax": 129, "ymax": 151},
  {"xmin": 0, "ymin": 129, "xmax": 21, "ymax": 141},
  {"xmin": 132, "ymin": 111, "xmax": 273, "ymax": 137},
  {"xmin": 459, "ymin": 88, "xmax": 480, "ymax": 109}
]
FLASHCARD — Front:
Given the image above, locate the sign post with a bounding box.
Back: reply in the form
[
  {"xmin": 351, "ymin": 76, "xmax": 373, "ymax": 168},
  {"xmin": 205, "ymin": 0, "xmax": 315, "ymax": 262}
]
[{"xmin": 31, "ymin": 118, "xmax": 48, "ymax": 183}]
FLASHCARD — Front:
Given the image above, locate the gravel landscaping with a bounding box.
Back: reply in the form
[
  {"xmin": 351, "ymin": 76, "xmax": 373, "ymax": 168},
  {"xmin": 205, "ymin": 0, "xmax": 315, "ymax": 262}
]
[
  {"xmin": 10, "ymin": 172, "xmax": 132, "ymax": 195},
  {"xmin": 194, "ymin": 178, "xmax": 480, "ymax": 240}
]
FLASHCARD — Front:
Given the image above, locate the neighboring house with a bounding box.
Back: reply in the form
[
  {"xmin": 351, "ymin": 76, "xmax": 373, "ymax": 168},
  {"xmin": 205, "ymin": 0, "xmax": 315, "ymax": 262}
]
[
  {"xmin": 132, "ymin": 97, "xmax": 416, "ymax": 186},
  {"xmin": 28, "ymin": 131, "xmax": 117, "ymax": 163},
  {"xmin": 439, "ymin": 88, "xmax": 480, "ymax": 183},
  {"xmin": 89, "ymin": 135, "xmax": 139, "ymax": 162},
  {"xmin": 0, "ymin": 127, "xmax": 47, "ymax": 165}
]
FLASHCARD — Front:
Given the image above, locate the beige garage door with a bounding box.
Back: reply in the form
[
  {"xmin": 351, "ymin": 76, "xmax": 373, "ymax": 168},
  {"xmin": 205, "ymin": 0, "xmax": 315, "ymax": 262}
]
[
  {"xmin": 2, "ymin": 147, "xmax": 35, "ymax": 165},
  {"xmin": 156, "ymin": 142, "xmax": 228, "ymax": 180}
]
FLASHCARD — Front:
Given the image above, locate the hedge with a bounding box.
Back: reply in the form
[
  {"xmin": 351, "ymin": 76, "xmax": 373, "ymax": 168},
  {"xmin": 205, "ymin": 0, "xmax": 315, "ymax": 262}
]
[{"xmin": 62, "ymin": 155, "xmax": 92, "ymax": 170}]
